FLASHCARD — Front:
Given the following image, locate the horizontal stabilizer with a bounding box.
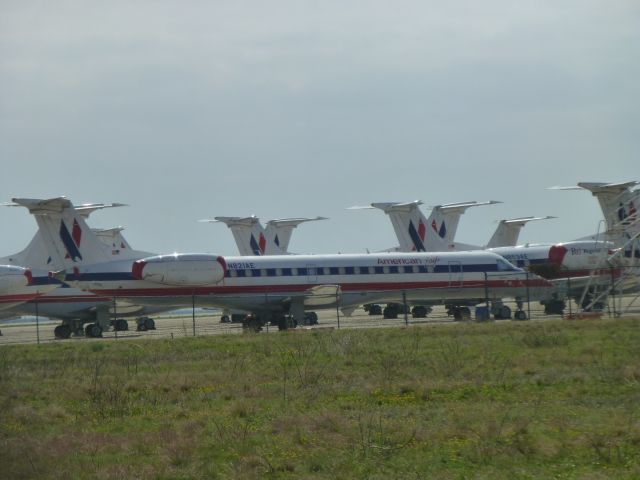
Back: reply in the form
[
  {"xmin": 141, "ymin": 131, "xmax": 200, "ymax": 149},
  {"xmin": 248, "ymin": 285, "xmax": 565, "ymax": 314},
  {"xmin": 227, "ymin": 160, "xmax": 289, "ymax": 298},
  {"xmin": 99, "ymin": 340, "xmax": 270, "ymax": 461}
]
[
  {"xmin": 266, "ymin": 216, "xmax": 328, "ymax": 228},
  {"xmin": 548, "ymin": 181, "xmax": 639, "ymax": 192},
  {"xmin": 498, "ymin": 216, "xmax": 556, "ymax": 226},
  {"xmin": 577, "ymin": 181, "xmax": 639, "ymax": 193},
  {"xmin": 10, "ymin": 197, "xmax": 72, "ymax": 213},
  {"xmin": 349, "ymin": 201, "xmax": 423, "ymax": 213},
  {"xmin": 200, "ymin": 216, "xmax": 260, "ymax": 227},
  {"xmin": 430, "ymin": 200, "xmax": 502, "ymax": 212},
  {"xmin": 75, "ymin": 203, "xmax": 128, "ymax": 218}
]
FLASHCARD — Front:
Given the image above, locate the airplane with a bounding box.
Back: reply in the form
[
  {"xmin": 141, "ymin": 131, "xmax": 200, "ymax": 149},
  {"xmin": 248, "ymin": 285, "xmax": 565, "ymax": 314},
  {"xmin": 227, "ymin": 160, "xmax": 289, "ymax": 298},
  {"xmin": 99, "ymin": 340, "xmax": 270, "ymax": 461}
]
[
  {"xmin": 201, "ymin": 215, "xmax": 327, "ymax": 323},
  {"xmin": 13, "ymin": 197, "xmax": 553, "ymax": 332},
  {"xmin": 366, "ymin": 198, "xmax": 624, "ymax": 316},
  {"xmin": 201, "ymin": 215, "xmax": 327, "ymax": 256},
  {"xmin": 550, "ymin": 181, "xmax": 640, "ymax": 245},
  {"xmin": 351, "ymin": 200, "xmax": 556, "ymax": 318},
  {"xmin": 1, "ymin": 202, "xmax": 159, "ymax": 338},
  {"xmin": 550, "ymin": 181, "xmax": 640, "ymax": 306},
  {"xmin": 0, "ymin": 265, "xmax": 58, "ymax": 311}
]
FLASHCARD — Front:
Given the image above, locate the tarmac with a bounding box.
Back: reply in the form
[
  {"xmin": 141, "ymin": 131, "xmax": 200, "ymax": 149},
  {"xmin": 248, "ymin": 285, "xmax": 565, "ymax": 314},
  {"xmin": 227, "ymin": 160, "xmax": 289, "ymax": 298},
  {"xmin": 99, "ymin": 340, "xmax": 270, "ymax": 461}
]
[{"xmin": 2, "ymin": 297, "xmax": 638, "ymax": 347}]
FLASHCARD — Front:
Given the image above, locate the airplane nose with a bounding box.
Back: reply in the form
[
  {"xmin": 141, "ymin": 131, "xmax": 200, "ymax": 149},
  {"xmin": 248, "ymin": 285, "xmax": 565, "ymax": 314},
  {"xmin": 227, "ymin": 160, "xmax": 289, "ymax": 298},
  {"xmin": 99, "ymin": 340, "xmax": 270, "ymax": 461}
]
[
  {"xmin": 548, "ymin": 245, "xmax": 568, "ymax": 265},
  {"xmin": 132, "ymin": 260, "xmax": 147, "ymax": 280},
  {"xmin": 23, "ymin": 268, "xmax": 33, "ymax": 286}
]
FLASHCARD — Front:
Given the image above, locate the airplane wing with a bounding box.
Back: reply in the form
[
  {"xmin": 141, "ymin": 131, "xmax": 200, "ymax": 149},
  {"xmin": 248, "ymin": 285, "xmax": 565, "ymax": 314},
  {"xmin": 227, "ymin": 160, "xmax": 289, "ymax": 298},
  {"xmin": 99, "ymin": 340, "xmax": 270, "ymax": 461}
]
[{"xmin": 301, "ymin": 284, "xmax": 341, "ymax": 308}]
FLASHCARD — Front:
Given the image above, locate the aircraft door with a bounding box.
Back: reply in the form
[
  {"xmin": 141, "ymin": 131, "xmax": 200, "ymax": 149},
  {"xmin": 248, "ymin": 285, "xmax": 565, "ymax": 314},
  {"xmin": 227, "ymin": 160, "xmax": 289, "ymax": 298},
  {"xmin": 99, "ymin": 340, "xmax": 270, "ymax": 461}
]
[
  {"xmin": 306, "ymin": 264, "xmax": 318, "ymax": 284},
  {"xmin": 448, "ymin": 261, "xmax": 463, "ymax": 287}
]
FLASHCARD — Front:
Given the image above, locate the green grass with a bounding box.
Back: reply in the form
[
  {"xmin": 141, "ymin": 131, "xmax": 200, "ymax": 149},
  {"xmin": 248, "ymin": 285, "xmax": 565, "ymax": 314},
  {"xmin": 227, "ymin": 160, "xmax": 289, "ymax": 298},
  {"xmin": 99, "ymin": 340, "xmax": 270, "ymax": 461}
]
[{"xmin": 1, "ymin": 318, "xmax": 640, "ymax": 479}]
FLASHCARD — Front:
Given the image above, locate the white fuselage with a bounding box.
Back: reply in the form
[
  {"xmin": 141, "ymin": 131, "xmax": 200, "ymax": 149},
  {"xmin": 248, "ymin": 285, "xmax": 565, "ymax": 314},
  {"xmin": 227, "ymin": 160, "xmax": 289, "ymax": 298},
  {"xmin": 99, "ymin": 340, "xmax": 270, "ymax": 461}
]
[{"xmin": 66, "ymin": 251, "xmax": 552, "ymax": 314}]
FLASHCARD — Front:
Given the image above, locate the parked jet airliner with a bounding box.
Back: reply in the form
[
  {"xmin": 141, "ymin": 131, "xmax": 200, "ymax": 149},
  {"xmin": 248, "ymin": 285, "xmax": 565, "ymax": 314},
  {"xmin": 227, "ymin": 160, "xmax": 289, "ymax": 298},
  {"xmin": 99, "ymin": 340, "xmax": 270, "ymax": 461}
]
[
  {"xmin": 0, "ymin": 265, "xmax": 58, "ymax": 311},
  {"xmin": 14, "ymin": 197, "xmax": 552, "ymax": 333},
  {"xmin": 1, "ymin": 202, "xmax": 159, "ymax": 338}
]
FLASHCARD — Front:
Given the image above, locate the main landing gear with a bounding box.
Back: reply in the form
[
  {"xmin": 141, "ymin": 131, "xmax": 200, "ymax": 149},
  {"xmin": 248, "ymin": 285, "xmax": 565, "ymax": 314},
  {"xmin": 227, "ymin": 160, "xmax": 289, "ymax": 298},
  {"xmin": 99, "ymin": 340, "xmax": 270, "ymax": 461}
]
[{"xmin": 136, "ymin": 317, "xmax": 156, "ymax": 331}]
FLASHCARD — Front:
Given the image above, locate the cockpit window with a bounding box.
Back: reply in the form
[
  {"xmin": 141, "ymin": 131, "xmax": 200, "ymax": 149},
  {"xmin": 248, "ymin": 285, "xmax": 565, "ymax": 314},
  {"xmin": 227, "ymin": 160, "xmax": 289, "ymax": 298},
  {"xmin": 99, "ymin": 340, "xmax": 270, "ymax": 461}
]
[{"xmin": 497, "ymin": 258, "xmax": 515, "ymax": 271}]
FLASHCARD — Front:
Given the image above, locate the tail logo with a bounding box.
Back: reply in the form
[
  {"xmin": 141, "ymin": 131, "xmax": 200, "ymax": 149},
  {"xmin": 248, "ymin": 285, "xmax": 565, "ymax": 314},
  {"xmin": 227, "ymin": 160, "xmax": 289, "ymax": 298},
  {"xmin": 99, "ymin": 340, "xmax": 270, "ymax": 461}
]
[
  {"xmin": 59, "ymin": 219, "xmax": 83, "ymax": 262},
  {"xmin": 408, "ymin": 221, "xmax": 426, "ymax": 252},
  {"xmin": 431, "ymin": 219, "xmax": 447, "ymax": 239},
  {"xmin": 618, "ymin": 201, "xmax": 638, "ymax": 226},
  {"xmin": 250, "ymin": 233, "xmax": 267, "ymax": 255}
]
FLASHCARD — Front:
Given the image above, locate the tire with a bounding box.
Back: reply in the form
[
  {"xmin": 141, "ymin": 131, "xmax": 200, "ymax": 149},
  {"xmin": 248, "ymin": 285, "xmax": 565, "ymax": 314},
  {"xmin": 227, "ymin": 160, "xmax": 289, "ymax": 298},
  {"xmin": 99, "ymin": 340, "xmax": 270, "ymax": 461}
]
[
  {"xmin": 411, "ymin": 306, "xmax": 428, "ymax": 318},
  {"xmin": 368, "ymin": 304, "xmax": 382, "ymax": 316},
  {"xmin": 220, "ymin": 315, "xmax": 230, "ymax": 323},
  {"xmin": 499, "ymin": 305, "xmax": 512, "ymax": 320},
  {"xmin": 54, "ymin": 324, "xmax": 72, "ymax": 339},
  {"xmin": 306, "ymin": 312, "xmax": 318, "ymax": 325},
  {"xmin": 383, "ymin": 305, "xmax": 398, "ymax": 319},
  {"xmin": 115, "ymin": 319, "xmax": 128, "ymax": 331},
  {"xmin": 514, "ymin": 310, "xmax": 527, "ymax": 320},
  {"xmin": 460, "ymin": 307, "xmax": 471, "ymax": 320},
  {"xmin": 275, "ymin": 316, "xmax": 286, "ymax": 330},
  {"xmin": 85, "ymin": 323, "xmax": 102, "ymax": 338},
  {"xmin": 144, "ymin": 318, "xmax": 155, "ymax": 330}
]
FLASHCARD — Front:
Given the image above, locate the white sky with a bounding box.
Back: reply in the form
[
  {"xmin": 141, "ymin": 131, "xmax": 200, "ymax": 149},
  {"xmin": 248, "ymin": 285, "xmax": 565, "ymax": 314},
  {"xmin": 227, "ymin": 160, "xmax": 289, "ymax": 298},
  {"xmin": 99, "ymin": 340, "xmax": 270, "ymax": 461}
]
[{"xmin": 1, "ymin": 0, "xmax": 639, "ymax": 257}]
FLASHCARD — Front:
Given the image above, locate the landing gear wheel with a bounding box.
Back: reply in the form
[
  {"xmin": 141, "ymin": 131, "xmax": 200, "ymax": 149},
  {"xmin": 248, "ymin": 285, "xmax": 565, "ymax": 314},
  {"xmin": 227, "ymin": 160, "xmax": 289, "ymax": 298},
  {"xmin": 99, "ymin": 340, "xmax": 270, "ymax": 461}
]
[
  {"xmin": 494, "ymin": 305, "xmax": 512, "ymax": 320},
  {"xmin": 137, "ymin": 317, "xmax": 155, "ymax": 331},
  {"xmin": 514, "ymin": 310, "xmax": 527, "ymax": 320},
  {"xmin": 85, "ymin": 323, "xmax": 103, "ymax": 338},
  {"xmin": 243, "ymin": 315, "xmax": 262, "ymax": 332},
  {"xmin": 304, "ymin": 312, "xmax": 318, "ymax": 325},
  {"xmin": 411, "ymin": 306, "xmax": 428, "ymax": 318},
  {"xmin": 383, "ymin": 305, "xmax": 399, "ymax": 319},
  {"xmin": 114, "ymin": 319, "xmax": 128, "ymax": 331},
  {"xmin": 454, "ymin": 307, "xmax": 471, "ymax": 320},
  {"xmin": 54, "ymin": 324, "xmax": 72, "ymax": 339}
]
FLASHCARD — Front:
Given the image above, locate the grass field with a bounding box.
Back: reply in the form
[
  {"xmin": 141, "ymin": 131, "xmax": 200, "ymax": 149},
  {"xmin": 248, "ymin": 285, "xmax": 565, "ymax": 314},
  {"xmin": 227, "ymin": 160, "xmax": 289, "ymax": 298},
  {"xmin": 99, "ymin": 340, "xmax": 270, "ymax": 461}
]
[{"xmin": 1, "ymin": 317, "xmax": 639, "ymax": 479}]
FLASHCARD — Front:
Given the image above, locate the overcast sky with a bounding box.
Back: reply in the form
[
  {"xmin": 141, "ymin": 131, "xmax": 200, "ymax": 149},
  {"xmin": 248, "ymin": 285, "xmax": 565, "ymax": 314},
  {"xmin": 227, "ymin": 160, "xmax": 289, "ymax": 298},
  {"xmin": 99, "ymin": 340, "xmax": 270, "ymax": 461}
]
[{"xmin": 1, "ymin": 0, "xmax": 639, "ymax": 258}]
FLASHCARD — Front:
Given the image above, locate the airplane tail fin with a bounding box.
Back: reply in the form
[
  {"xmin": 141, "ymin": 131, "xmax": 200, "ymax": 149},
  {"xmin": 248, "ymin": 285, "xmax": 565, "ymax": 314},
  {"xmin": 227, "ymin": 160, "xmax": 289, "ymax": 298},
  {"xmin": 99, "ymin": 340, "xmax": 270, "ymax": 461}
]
[
  {"xmin": 574, "ymin": 182, "xmax": 640, "ymax": 236},
  {"xmin": 204, "ymin": 216, "xmax": 267, "ymax": 256},
  {"xmin": 2, "ymin": 201, "xmax": 131, "ymax": 269},
  {"xmin": 365, "ymin": 201, "xmax": 440, "ymax": 252},
  {"xmin": 264, "ymin": 217, "xmax": 327, "ymax": 254},
  {"xmin": 10, "ymin": 197, "xmax": 114, "ymax": 269},
  {"xmin": 427, "ymin": 201, "xmax": 502, "ymax": 247},
  {"xmin": 486, "ymin": 216, "xmax": 556, "ymax": 248}
]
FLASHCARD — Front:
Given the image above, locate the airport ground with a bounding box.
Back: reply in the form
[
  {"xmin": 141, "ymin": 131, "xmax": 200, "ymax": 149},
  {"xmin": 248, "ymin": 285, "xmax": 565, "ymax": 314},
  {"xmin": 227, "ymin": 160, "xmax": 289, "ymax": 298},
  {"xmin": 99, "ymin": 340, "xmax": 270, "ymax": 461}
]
[{"xmin": 2, "ymin": 294, "xmax": 640, "ymax": 346}]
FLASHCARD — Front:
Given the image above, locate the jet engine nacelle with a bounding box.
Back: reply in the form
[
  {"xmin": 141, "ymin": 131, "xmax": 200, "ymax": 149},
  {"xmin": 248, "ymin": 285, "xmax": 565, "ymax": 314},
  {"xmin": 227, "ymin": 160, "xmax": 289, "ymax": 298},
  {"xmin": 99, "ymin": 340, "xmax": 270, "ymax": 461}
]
[
  {"xmin": 0, "ymin": 265, "xmax": 31, "ymax": 293},
  {"xmin": 132, "ymin": 254, "xmax": 227, "ymax": 286}
]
